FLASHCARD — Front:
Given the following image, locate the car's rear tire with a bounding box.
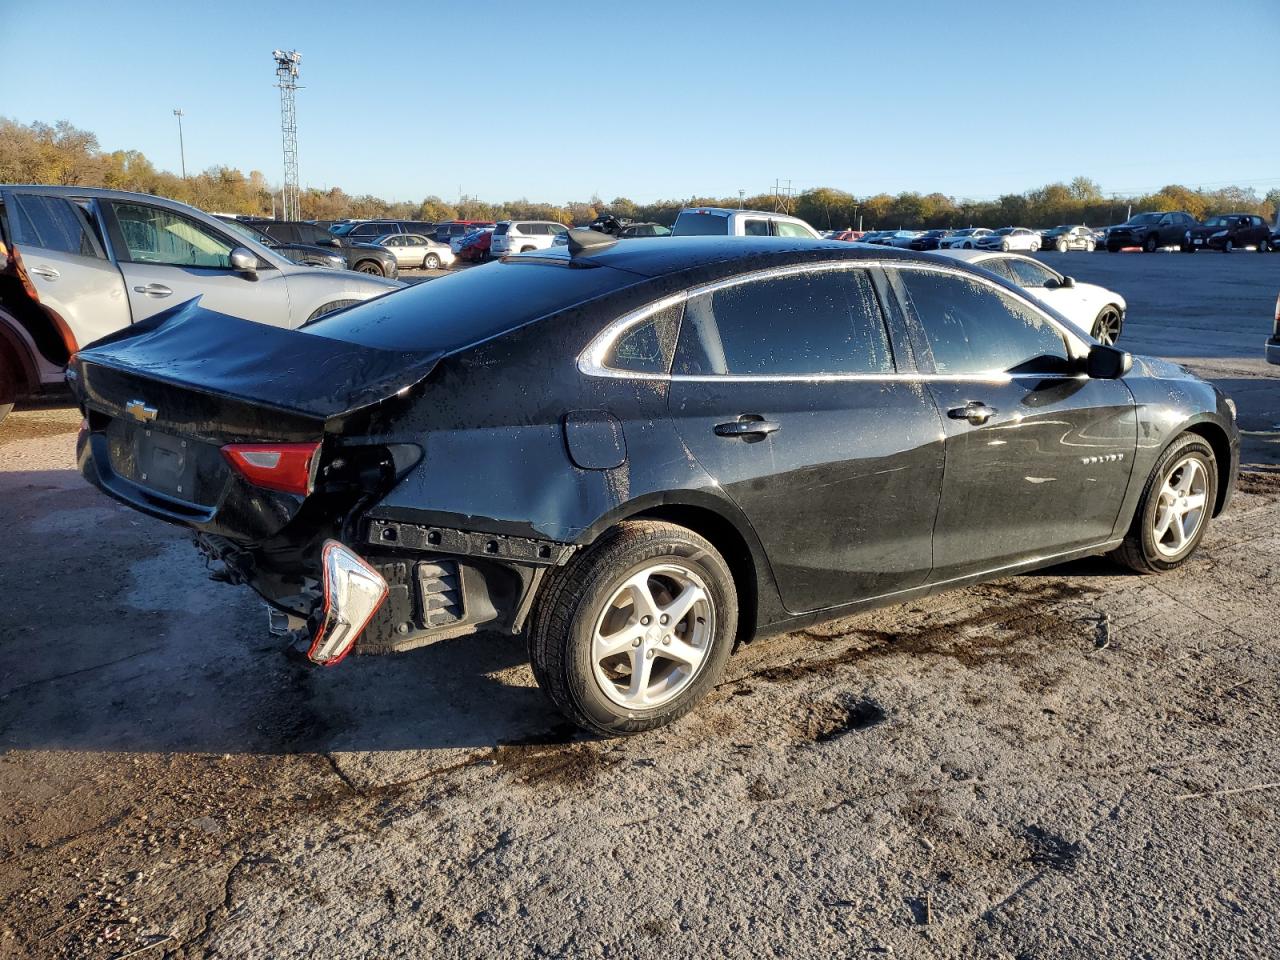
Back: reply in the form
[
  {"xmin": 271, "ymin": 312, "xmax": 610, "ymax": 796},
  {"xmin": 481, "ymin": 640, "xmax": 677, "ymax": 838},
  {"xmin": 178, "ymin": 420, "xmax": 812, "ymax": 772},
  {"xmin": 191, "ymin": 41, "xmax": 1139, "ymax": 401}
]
[
  {"xmin": 529, "ymin": 520, "xmax": 738, "ymax": 737},
  {"xmin": 354, "ymin": 260, "xmax": 385, "ymax": 276},
  {"xmin": 423, "ymin": 254, "xmax": 441, "ymax": 269},
  {"xmin": 1257, "ymin": 239, "xmax": 1270, "ymax": 253},
  {"xmin": 1111, "ymin": 434, "xmax": 1217, "ymax": 574},
  {"xmin": 1143, "ymin": 235, "xmax": 1158, "ymax": 253},
  {"xmin": 1091, "ymin": 306, "xmax": 1123, "ymax": 345}
]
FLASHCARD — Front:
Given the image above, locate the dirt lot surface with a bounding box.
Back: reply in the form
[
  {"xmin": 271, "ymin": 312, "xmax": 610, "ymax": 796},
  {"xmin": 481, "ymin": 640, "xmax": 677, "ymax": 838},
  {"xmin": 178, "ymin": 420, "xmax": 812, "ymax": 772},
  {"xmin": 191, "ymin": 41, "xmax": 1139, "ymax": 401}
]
[{"xmin": 1, "ymin": 252, "xmax": 1278, "ymax": 958}]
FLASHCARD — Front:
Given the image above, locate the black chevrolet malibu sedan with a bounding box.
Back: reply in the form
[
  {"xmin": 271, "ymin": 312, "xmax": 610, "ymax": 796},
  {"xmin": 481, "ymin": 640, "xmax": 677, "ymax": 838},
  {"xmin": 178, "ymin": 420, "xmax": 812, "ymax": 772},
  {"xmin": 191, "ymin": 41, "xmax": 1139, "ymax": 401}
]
[{"xmin": 69, "ymin": 235, "xmax": 1240, "ymax": 735}]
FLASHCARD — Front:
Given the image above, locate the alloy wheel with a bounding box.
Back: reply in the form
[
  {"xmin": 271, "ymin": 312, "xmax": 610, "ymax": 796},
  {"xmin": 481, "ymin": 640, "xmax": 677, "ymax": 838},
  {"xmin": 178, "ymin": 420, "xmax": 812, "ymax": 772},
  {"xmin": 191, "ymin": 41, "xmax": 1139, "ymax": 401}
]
[
  {"xmin": 1093, "ymin": 309, "xmax": 1122, "ymax": 345},
  {"xmin": 591, "ymin": 562, "xmax": 714, "ymax": 710},
  {"xmin": 1151, "ymin": 457, "xmax": 1208, "ymax": 558}
]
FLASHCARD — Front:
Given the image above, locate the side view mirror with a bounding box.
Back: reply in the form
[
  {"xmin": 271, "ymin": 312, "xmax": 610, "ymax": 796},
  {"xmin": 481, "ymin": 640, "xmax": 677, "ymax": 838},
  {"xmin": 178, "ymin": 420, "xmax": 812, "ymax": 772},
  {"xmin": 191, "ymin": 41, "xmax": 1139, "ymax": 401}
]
[
  {"xmin": 1086, "ymin": 344, "xmax": 1132, "ymax": 379},
  {"xmin": 229, "ymin": 248, "xmax": 258, "ymax": 273},
  {"xmin": 1060, "ymin": 275, "xmax": 1075, "ymax": 288}
]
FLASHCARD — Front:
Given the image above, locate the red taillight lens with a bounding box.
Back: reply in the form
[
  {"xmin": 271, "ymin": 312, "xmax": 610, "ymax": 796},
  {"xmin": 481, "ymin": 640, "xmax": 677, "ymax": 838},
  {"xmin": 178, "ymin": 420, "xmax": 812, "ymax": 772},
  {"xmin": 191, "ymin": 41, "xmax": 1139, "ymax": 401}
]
[{"xmin": 222, "ymin": 441, "xmax": 320, "ymax": 495}]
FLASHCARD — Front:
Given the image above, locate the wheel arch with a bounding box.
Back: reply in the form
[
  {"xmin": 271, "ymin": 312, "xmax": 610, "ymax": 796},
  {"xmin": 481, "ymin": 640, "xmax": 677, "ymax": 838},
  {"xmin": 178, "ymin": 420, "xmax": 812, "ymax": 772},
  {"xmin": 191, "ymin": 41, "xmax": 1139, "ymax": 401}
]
[
  {"xmin": 1182, "ymin": 419, "xmax": 1234, "ymax": 516},
  {"xmin": 0, "ymin": 308, "xmax": 43, "ymax": 396},
  {"xmin": 578, "ymin": 491, "xmax": 780, "ymax": 647}
]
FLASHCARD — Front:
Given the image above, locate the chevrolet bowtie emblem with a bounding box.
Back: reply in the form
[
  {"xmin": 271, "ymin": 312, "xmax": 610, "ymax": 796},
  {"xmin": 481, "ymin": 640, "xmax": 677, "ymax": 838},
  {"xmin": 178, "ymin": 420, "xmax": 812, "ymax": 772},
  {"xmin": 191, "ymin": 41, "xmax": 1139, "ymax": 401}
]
[{"xmin": 125, "ymin": 400, "xmax": 158, "ymax": 423}]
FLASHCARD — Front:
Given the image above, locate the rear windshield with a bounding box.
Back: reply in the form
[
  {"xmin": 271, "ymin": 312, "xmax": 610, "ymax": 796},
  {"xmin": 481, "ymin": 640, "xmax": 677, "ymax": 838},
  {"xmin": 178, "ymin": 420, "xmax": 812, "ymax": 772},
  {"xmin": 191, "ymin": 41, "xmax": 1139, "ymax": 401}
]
[
  {"xmin": 304, "ymin": 261, "xmax": 641, "ymax": 352},
  {"xmin": 672, "ymin": 211, "xmax": 729, "ymax": 236}
]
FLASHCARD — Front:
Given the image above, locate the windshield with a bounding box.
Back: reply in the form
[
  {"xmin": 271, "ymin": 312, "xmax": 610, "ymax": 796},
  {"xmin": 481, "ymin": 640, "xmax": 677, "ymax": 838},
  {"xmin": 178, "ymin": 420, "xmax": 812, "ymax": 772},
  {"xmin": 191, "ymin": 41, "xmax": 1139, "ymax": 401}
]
[
  {"xmin": 993, "ymin": 228, "xmax": 1014, "ymax": 235},
  {"xmin": 221, "ymin": 219, "xmax": 270, "ymax": 244},
  {"xmin": 1127, "ymin": 213, "xmax": 1162, "ymax": 225}
]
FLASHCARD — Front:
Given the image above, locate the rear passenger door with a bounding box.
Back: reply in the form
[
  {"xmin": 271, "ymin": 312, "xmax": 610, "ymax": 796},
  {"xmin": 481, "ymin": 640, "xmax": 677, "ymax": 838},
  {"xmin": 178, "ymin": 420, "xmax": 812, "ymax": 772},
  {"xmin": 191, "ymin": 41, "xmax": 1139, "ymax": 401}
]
[
  {"xmin": 666, "ymin": 264, "xmax": 945, "ymax": 613},
  {"xmin": 2, "ymin": 191, "xmax": 133, "ymax": 348}
]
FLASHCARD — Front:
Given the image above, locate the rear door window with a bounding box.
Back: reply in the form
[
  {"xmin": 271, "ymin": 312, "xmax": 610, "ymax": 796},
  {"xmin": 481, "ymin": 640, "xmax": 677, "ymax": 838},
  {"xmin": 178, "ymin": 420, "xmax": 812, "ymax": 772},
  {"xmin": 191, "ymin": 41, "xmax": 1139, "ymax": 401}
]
[
  {"xmin": 9, "ymin": 194, "xmax": 102, "ymax": 257},
  {"xmin": 673, "ymin": 268, "xmax": 893, "ymax": 376},
  {"xmin": 895, "ymin": 268, "xmax": 1070, "ymax": 375},
  {"xmin": 673, "ymin": 211, "xmax": 729, "ymax": 236},
  {"xmin": 743, "ymin": 219, "xmax": 770, "ymax": 237},
  {"xmin": 605, "ymin": 303, "xmax": 682, "ymax": 374}
]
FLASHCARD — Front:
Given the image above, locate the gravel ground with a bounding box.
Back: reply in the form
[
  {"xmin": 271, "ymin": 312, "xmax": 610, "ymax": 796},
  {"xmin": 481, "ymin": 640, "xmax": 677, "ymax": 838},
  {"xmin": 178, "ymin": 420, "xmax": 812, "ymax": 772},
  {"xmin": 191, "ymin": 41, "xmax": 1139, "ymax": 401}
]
[{"xmin": 0, "ymin": 252, "xmax": 1278, "ymax": 959}]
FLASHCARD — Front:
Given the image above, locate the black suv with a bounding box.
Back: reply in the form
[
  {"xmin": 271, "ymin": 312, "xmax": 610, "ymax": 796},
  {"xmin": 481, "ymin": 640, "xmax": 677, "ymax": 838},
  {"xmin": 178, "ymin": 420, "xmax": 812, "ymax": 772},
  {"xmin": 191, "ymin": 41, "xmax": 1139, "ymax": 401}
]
[
  {"xmin": 1104, "ymin": 212, "xmax": 1199, "ymax": 252},
  {"xmin": 254, "ymin": 221, "xmax": 399, "ymax": 277}
]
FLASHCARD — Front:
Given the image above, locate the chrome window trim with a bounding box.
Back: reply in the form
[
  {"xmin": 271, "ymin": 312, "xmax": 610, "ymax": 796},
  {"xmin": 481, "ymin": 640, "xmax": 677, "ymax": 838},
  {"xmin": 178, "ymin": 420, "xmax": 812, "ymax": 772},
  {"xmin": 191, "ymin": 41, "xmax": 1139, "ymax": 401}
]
[{"xmin": 578, "ymin": 258, "xmax": 1090, "ymax": 383}]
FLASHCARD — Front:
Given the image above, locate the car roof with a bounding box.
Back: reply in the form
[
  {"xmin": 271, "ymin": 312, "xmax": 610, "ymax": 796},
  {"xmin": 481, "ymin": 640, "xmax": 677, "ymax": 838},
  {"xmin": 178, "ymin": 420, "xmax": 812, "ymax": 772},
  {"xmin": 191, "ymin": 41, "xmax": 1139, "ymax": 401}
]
[
  {"xmin": 525, "ymin": 235, "xmax": 986, "ymax": 280},
  {"xmin": 1, "ymin": 183, "xmax": 225, "ymax": 221}
]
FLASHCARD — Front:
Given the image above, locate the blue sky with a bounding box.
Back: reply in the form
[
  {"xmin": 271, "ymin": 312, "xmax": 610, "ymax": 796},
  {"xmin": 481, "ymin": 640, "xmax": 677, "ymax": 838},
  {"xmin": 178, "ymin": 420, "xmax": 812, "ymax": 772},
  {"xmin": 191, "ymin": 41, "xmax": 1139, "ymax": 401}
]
[{"xmin": 3, "ymin": 0, "xmax": 1278, "ymax": 204}]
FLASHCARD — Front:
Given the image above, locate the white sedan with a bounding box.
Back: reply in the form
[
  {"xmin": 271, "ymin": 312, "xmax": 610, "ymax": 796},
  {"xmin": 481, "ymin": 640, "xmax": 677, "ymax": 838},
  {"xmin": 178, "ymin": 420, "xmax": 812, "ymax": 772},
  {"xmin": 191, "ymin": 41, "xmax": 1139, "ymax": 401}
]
[
  {"xmin": 374, "ymin": 233, "xmax": 455, "ymax": 270},
  {"xmin": 936, "ymin": 249, "xmax": 1127, "ymax": 344},
  {"xmin": 974, "ymin": 227, "xmax": 1041, "ymax": 252},
  {"xmin": 939, "ymin": 227, "xmax": 993, "ymax": 249}
]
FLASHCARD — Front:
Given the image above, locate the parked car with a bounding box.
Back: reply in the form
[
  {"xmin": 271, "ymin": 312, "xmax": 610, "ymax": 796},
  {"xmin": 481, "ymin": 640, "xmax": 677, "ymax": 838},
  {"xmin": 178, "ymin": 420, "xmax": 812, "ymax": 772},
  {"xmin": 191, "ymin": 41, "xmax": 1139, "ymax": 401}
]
[
  {"xmin": 908, "ymin": 230, "xmax": 952, "ymax": 251},
  {"xmin": 0, "ymin": 186, "xmax": 402, "ymax": 424},
  {"xmin": 491, "ymin": 221, "xmax": 569, "ymax": 257},
  {"xmin": 885, "ymin": 230, "xmax": 924, "ymax": 248},
  {"xmin": 1183, "ymin": 214, "xmax": 1272, "ymax": 252},
  {"xmin": 454, "ymin": 228, "xmax": 494, "ymax": 263},
  {"xmin": 831, "ymin": 230, "xmax": 866, "ymax": 242},
  {"xmin": 618, "ymin": 223, "xmax": 672, "ymax": 239},
  {"xmin": 1267, "ymin": 292, "xmax": 1280, "ymax": 365},
  {"xmin": 69, "ymin": 234, "xmax": 1238, "ymax": 734},
  {"xmin": 937, "ymin": 249, "xmax": 1127, "ymax": 344},
  {"xmin": 855, "ymin": 230, "xmax": 895, "ymax": 245},
  {"xmin": 671, "ymin": 207, "xmax": 821, "ymax": 238},
  {"xmin": 216, "ymin": 217, "xmax": 347, "ymax": 270},
  {"xmin": 1040, "ymin": 225, "xmax": 1096, "ymax": 253},
  {"xmin": 374, "ymin": 233, "xmax": 455, "ymax": 270},
  {"xmin": 330, "ymin": 220, "xmax": 396, "ymax": 241},
  {"xmin": 939, "ymin": 228, "xmax": 994, "ymax": 250},
  {"xmin": 433, "ymin": 220, "xmax": 496, "ymax": 245},
  {"xmin": 1104, "ymin": 212, "xmax": 1199, "ymax": 253},
  {"xmin": 975, "ymin": 227, "xmax": 1041, "ymax": 252},
  {"xmin": 250, "ymin": 219, "xmax": 400, "ymax": 277},
  {"xmin": 589, "ymin": 215, "xmax": 634, "ymax": 236}
]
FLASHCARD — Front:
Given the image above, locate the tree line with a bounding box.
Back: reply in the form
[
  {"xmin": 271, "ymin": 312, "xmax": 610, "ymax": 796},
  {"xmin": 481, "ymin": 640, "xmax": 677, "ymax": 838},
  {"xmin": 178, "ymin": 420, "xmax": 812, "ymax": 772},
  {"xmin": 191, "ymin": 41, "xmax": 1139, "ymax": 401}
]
[{"xmin": 3, "ymin": 118, "xmax": 1277, "ymax": 230}]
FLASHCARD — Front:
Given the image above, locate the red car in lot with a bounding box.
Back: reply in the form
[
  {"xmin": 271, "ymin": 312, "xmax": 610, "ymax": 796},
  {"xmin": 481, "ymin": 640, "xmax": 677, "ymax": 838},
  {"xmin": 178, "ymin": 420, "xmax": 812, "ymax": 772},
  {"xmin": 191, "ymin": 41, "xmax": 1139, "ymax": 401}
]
[{"xmin": 455, "ymin": 229, "xmax": 494, "ymax": 263}]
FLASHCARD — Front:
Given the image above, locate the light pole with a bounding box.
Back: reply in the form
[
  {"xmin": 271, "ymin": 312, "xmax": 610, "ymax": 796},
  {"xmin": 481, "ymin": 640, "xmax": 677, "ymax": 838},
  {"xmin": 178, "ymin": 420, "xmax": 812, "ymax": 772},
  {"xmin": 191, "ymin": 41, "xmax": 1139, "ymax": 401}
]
[{"xmin": 173, "ymin": 109, "xmax": 186, "ymax": 179}]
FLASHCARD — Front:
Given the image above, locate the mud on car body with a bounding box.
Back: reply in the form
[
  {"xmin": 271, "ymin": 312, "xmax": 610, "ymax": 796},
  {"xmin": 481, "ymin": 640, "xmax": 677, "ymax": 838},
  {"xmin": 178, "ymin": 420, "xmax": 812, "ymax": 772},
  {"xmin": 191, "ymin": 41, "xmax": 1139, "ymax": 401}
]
[{"xmin": 70, "ymin": 235, "xmax": 1240, "ymax": 735}]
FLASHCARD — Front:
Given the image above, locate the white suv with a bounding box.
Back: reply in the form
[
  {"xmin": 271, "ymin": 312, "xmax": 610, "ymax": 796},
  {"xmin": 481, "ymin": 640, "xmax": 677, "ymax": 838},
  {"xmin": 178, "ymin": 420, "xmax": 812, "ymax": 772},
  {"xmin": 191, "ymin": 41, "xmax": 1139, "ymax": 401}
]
[
  {"xmin": 671, "ymin": 207, "xmax": 821, "ymax": 239},
  {"xmin": 491, "ymin": 220, "xmax": 569, "ymax": 256}
]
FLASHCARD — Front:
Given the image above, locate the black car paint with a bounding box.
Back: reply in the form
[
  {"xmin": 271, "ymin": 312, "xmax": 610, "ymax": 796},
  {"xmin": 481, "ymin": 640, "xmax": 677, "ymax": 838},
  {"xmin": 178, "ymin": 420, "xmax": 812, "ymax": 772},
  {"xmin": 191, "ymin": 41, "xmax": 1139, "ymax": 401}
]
[
  {"xmin": 252, "ymin": 221, "xmax": 399, "ymax": 277},
  {"xmin": 1105, "ymin": 212, "xmax": 1199, "ymax": 251},
  {"xmin": 70, "ymin": 238, "xmax": 1240, "ymax": 655},
  {"xmin": 1184, "ymin": 215, "xmax": 1271, "ymax": 250}
]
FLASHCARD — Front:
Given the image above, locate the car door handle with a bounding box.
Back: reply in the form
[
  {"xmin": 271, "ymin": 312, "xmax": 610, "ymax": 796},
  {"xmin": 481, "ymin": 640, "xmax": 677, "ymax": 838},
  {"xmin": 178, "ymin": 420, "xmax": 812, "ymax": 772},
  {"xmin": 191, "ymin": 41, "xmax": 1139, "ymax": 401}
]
[
  {"xmin": 948, "ymin": 401, "xmax": 996, "ymax": 426},
  {"xmin": 133, "ymin": 283, "xmax": 173, "ymax": 298},
  {"xmin": 714, "ymin": 415, "xmax": 781, "ymax": 440},
  {"xmin": 29, "ymin": 265, "xmax": 60, "ymax": 280}
]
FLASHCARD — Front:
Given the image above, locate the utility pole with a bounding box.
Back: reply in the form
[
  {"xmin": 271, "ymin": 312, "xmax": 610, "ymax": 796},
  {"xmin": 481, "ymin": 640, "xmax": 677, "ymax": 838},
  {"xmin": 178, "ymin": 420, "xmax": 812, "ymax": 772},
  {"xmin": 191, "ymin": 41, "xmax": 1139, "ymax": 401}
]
[
  {"xmin": 172, "ymin": 109, "xmax": 186, "ymax": 179},
  {"xmin": 272, "ymin": 49, "xmax": 302, "ymax": 221},
  {"xmin": 738, "ymin": 189, "xmax": 745, "ymax": 210}
]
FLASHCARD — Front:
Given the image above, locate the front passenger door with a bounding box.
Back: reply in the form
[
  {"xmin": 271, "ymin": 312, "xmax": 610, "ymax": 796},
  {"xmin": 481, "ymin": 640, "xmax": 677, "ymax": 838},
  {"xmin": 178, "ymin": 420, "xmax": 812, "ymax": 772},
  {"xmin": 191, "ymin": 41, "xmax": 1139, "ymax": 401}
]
[
  {"xmin": 888, "ymin": 266, "xmax": 1137, "ymax": 582},
  {"xmin": 105, "ymin": 201, "xmax": 294, "ymax": 326}
]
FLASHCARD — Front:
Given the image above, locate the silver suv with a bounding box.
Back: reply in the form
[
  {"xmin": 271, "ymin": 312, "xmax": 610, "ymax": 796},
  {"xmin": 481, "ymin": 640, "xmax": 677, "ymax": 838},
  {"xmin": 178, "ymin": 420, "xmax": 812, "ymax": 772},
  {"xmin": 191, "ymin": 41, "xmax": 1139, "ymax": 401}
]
[
  {"xmin": 491, "ymin": 220, "xmax": 569, "ymax": 256},
  {"xmin": 0, "ymin": 186, "xmax": 402, "ymax": 424},
  {"xmin": 670, "ymin": 207, "xmax": 821, "ymax": 238}
]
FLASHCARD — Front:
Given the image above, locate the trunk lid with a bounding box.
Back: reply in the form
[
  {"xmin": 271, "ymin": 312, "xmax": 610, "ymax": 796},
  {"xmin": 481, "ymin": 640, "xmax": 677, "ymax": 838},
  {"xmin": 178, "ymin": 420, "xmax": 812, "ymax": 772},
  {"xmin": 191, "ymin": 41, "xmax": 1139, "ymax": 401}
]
[{"xmin": 69, "ymin": 298, "xmax": 439, "ymax": 537}]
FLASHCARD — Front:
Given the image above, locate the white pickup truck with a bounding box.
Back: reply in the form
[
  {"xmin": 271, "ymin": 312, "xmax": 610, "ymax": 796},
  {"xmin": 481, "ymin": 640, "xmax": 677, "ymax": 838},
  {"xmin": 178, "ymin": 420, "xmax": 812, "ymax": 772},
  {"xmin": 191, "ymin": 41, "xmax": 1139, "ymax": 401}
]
[{"xmin": 0, "ymin": 185, "xmax": 402, "ymax": 424}]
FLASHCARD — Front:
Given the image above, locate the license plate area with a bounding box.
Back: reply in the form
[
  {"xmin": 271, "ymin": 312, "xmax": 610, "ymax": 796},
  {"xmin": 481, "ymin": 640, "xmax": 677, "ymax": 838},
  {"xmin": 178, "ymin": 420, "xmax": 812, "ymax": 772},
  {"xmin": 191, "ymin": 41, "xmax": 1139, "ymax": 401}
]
[{"xmin": 107, "ymin": 420, "xmax": 204, "ymax": 503}]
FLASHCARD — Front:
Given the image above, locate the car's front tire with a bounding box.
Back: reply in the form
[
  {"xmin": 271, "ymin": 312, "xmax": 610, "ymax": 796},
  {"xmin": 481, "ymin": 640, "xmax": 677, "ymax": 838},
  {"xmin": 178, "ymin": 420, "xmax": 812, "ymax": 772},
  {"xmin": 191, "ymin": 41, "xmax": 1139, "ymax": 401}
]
[
  {"xmin": 1056, "ymin": 239, "xmax": 1068, "ymax": 253},
  {"xmin": 529, "ymin": 520, "xmax": 737, "ymax": 736},
  {"xmin": 354, "ymin": 260, "xmax": 385, "ymax": 276},
  {"xmin": 1000, "ymin": 241, "xmax": 1010, "ymax": 252},
  {"xmin": 1091, "ymin": 306, "xmax": 1123, "ymax": 345},
  {"xmin": 1112, "ymin": 433, "xmax": 1217, "ymax": 574},
  {"xmin": 1223, "ymin": 239, "xmax": 1234, "ymax": 253},
  {"xmin": 1143, "ymin": 235, "xmax": 1158, "ymax": 253}
]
